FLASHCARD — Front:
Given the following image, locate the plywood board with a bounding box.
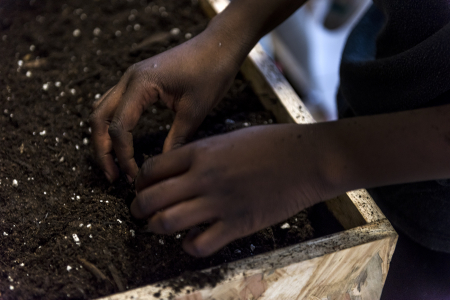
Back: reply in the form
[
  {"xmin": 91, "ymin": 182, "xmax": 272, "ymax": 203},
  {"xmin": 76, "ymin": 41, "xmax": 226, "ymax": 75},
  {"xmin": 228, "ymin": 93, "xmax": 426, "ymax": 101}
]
[{"xmin": 101, "ymin": 220, "xmax": 396, "ymax": 300}]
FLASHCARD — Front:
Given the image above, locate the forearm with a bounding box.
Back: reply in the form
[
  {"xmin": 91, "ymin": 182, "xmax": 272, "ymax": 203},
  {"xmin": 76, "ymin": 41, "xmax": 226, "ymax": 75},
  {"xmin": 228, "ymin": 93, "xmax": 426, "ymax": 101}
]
[
  {"xmin": 203, "ymin": 0, "xmax": 307, "ymax": 66},
  {"xmin": 312, "ymin": 104, "xmax": 450, "ymax": 195}
]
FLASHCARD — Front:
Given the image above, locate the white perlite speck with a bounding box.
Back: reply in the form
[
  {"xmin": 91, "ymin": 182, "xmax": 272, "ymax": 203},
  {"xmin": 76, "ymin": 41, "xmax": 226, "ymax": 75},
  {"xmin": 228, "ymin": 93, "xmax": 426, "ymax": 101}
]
[
  {"xmin": 86, "ymin": 224, "xmax": 91, "ymax": 228},
  {"xmin": 170, "ymin": 28, "xmax": 180, "ymax": 36},
  {"xmin": 10, "ymin": 285, "xmax": 14, "ymax": 290},
  {"xmin": 234, "ymin": 249, "xmax": 241, "ymax": 254},
  {"xmin": 159, "ymin": 239, "xmax": 164, "ymax": 245},
  {"xmin": 12, "ymin": 179, "xmax": 18, "ymax": 187},
  {"xmin": 280, "ymin": 222, "xmax": 290, "ymax": 229},
  {"xmin": 93, "ymin": 27, "xmax": 101, "ymax": 36},
  {"xmin": 95, "ymin": 93, "xmax": 101, "ymax": 100},
  {"xmin": 67, "ymin": 265, "xmax": 72, "ymax": 271},
  {"xmin": 250, "ymin": 244, "xmax": 255, "ymax": 251},
  {"xmin": 26, "ymin": 71, "xmax": 32, "ymax": 77},
  {"xmin": 117, "ymin": 219, "xmax": 122, "ymax": 224},
  {"xmin": 72, "ymin": 234, "xmax": 81, "ymax": 246},
  {"xmin": 176, "ymin": 234, "xmax": 181, "ymax": 239},
  {"xmin": 73, "ymin": 29, "xmax": 81, "ymax": 37},
  {"xmin": 40, "ymin": 130, "xmax": 46, "ymax": 136},
  {"xmin": 130, "ymin": 229, "xmax": 135, "ymax": 237},
  {"xmin": 83, "ymin": 138, "xmax": 89, "ymax": 145}
]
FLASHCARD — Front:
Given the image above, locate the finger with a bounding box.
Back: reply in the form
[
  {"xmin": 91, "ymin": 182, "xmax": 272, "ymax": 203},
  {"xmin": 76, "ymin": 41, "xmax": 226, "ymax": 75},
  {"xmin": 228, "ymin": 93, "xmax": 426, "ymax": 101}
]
[
  {"xmin": 90, "ymin": 87, "xmax": 125, "ymax": 182},
  {"xmin": 92, "ymin": 86, "xmax": 114, "ymax": 110},
  {"xmin": 183, "ymin": 221, "xmax": 237, "ymax": 257},
  {"xmin": 135, "ymin": 145, "xmax": 193, "ymax": 192},
  {"xmin": 147, "ymin": 198, "xmax": 216, "ymax": 234},
  {"xmin": 109, "ymin": 80, "xmax": 160, "ymax": 181},
  {"xmin": 130, "ymin": 174, "xmax": 198, "ymax": 219},
  {"xmin": 162, "ymin": 99, "xmax": 207, "ymax": 153}
]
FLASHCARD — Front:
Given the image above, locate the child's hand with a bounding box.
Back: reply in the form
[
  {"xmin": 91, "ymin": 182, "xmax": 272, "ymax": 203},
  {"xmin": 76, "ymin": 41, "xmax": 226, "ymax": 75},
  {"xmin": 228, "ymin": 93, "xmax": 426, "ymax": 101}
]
[
  {"xmin": 89, "ymin": 30, "xmax": 241, "ymax": 182},
  {"xmin": 130, "ymin": 124, "xmax": 333, "ymax": 257}
]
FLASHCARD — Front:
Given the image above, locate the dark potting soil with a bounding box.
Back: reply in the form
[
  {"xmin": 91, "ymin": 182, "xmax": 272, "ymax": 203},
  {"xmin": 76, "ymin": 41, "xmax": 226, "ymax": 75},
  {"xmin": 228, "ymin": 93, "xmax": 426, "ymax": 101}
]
[{"xmin": 0, "ymin": 1, "xmax": 344, "ymax": 299}]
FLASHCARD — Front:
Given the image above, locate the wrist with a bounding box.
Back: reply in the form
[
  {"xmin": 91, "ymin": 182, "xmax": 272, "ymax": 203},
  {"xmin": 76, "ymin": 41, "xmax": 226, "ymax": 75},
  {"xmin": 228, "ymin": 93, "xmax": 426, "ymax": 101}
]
[{"xmin": 299, "ymin": 122, "xmax": 357, "ymax": 200}]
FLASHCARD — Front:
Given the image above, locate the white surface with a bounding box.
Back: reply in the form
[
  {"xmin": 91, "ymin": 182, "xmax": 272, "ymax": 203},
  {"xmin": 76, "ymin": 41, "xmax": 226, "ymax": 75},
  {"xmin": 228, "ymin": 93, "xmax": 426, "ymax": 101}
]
[{"xmin": 266, "ymin": 0, "xmax": 371, "ymax": 120}]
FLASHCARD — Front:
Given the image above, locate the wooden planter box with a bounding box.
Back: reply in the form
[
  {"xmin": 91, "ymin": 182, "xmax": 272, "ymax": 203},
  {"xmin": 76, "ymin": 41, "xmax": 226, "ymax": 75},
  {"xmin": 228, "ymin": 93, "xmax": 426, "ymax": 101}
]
[{"xmin": 101, "ymin": 1, "xmax": 398, "ymax": 299}]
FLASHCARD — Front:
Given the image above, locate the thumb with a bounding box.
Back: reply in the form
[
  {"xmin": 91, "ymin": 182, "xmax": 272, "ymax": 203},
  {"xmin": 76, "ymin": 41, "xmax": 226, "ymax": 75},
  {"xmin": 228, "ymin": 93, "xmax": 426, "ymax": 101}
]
[{"xmin": 163, "ymin": 106, "xmax": 205, "ymax": 153}]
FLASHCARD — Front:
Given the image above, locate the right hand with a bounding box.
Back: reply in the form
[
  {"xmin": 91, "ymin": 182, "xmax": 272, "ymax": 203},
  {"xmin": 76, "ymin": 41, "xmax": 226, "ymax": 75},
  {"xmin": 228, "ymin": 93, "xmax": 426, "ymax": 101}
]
[{"xmin": 89, "ymin": 29, "xmax": 241, "ymax": 182}]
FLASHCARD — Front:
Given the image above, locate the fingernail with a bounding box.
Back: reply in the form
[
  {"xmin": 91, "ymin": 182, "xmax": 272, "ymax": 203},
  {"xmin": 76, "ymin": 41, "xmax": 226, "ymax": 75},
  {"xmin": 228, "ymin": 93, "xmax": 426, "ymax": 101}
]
[
  {"xmin": 104, "ymin": 172, "xmax": 113, "ymax": 183},
  {"xmin": 186, "ymin": 227, "xmax": 201, "ymax": 239},
  {"xmin": 172, "ymin": 143, "xmax": 183, "ymax": 150},
  {"xmin": 126, "ymin": 174, "xmax": 133, "ymax": 183}
]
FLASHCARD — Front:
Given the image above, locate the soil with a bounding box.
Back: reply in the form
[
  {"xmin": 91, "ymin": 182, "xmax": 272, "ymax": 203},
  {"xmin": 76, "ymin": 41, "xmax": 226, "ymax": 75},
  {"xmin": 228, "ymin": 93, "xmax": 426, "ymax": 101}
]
[{"xmin": 0, "ymin": 1, "xmax": 343, "ymax": 299}]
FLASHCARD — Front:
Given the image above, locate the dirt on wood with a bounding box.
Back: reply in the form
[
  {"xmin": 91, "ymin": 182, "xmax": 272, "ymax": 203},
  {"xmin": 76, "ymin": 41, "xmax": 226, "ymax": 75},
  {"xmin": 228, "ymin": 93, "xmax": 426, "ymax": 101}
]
[{"xmin": 0, "ymin": 1, "xmax": 342, "ymax": 299}]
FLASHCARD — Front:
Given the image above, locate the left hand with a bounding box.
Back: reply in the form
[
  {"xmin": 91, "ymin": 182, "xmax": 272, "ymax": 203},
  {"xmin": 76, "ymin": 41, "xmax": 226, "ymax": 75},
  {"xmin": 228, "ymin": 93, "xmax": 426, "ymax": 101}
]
[{"xmin": 130, "ymin": 124, "xmax": 335, "ymax": 257}]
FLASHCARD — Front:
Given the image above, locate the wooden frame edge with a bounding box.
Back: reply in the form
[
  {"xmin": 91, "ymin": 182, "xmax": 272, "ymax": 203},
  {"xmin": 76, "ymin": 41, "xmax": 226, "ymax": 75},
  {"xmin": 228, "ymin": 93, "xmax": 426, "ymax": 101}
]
[{"xmin": 101, "ymin": 220, "xmax": 396, "ymax": 300}]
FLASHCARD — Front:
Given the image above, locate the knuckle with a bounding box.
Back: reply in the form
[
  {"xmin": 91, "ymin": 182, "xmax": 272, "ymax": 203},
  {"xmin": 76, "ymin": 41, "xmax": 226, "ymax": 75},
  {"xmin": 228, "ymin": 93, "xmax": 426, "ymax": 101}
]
[
  {"xmin": 134, "ymin": 194, "xmax": 151, "ymax": 217},
  {"xmin": 88, "ymin": 111, "xmax": 101, "ymax": 128},
  {"xmin": 141, "ymin": 156, "xmax": 156, "ymax": 176},
  {"xmin": 191, "ymin": 241, "xmax": 209, "ymax": 257},
  {"xmin": 125, "ymin": 63, "xmax": 138, "ymax": 76},
  {"xmin": 136, "ymin": 157, "xmax": 156, "ymax": 190},
  {"xmin": 171, "ymin": 136, "xmax": 188, "ymax": 149},
  {"xmin": 128, "ymin": 69, "xmax": 148, "ymax": 87},
  {"xmin": 108, "ymin": 119, "xmax": 124, "ymax": 140},
  {"xmin": 157, "ymin": 213, "xmax": 174, "ymax": 233}
]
